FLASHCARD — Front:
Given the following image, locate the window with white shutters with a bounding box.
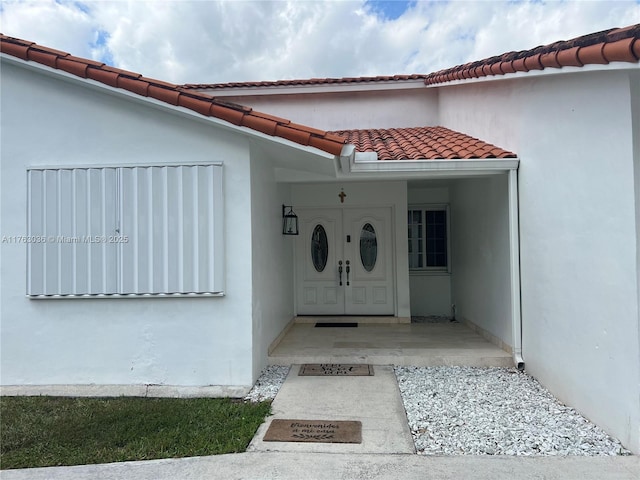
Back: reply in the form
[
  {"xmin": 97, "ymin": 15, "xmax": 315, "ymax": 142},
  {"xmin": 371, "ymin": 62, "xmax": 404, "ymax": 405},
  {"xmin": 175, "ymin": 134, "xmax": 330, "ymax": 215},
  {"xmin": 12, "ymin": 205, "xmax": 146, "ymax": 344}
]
[{"xmin": 27, "ymin": 164, "xmax": 224, "ymax": 297}]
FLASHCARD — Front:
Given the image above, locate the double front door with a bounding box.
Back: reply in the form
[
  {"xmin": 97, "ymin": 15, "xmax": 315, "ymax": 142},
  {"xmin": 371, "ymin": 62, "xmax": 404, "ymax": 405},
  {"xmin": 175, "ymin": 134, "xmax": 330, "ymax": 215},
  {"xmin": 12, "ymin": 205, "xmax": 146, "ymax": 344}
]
[{"xmin": 295, "ymin": 207, "xmax": 394, "ymax": 315}]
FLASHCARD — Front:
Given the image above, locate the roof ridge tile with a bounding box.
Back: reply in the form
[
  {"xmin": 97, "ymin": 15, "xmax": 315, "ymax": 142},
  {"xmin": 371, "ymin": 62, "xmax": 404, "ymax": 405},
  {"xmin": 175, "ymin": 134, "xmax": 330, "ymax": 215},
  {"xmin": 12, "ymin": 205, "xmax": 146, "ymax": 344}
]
[
  {"xmin": 425, "ymin": 22, "xmax": 639, "ymax": 85},
  {"xmin": 179, "ymin": 73, "xmax": 429, "ymax": 90}
]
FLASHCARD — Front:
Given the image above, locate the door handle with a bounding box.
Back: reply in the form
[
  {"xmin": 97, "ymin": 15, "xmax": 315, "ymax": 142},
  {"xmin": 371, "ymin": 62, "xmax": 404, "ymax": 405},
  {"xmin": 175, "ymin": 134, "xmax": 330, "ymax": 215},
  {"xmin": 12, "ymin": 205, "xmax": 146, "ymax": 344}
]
[
  {"xmin": 338, "ymin": 261, "xmax": 343, "ymax": 286},
  {"xmin": 346, "ymin": 260, "xmax": 350, "ymax": 286}
]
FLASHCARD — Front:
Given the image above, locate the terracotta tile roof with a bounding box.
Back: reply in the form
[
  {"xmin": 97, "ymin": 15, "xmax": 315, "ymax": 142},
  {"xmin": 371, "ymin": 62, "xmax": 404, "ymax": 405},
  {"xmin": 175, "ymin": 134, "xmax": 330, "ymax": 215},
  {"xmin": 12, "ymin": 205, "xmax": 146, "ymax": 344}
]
[
  {"xmin": 181, "ymin": 75, "xmax": 428, "ymax": 90},
  {"xmin": 0, "ymin": 34, "xmax": 347, "ymax": 156},
  {"xmin": 332, "ymin": 126, "xmax": 516, "ymax": 160},
  {"xmin": 425, "ymin": 23, "xmax": 640, "ymax": 86}
]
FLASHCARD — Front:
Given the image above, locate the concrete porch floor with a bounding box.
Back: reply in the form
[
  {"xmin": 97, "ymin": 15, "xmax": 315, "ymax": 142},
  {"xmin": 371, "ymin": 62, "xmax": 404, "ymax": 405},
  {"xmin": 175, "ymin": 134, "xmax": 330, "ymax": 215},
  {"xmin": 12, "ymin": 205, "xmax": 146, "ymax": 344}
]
[{"xmin": 268, "ymin": 320, "xmax": 513, "ymax": 367}]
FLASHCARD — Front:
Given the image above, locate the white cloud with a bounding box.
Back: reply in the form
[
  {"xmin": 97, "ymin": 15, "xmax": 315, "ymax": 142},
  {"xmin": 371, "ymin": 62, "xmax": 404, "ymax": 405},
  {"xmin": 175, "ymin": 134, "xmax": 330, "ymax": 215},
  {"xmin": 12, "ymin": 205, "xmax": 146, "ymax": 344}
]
[
  {"xmin": 1, "ymin": 0, "xmax": 638, "ymax": 84},
  {"xmin": 1, "ymin": 0, "xmax": 96, "ymax": 57}
]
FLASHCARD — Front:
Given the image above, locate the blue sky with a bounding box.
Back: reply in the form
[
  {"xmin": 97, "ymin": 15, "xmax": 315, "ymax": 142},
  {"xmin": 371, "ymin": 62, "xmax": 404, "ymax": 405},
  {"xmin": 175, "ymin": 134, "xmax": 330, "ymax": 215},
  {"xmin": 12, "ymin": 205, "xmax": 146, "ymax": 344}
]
[
  {"xmin": 366, "ymin": 0, "xmax": 416, "ymax": 20},
  {"xmin": 1, "ymin": 1, "xmax": 639, "ymax": 84}
]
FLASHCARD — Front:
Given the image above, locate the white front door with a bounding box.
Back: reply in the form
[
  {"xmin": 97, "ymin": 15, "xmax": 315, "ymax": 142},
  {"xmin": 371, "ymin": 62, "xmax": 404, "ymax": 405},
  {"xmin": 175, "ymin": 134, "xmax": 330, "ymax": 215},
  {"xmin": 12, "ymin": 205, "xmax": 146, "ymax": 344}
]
[{"xmin": 296, "ymin": 207, "xmax": 394, "ymax": 315}]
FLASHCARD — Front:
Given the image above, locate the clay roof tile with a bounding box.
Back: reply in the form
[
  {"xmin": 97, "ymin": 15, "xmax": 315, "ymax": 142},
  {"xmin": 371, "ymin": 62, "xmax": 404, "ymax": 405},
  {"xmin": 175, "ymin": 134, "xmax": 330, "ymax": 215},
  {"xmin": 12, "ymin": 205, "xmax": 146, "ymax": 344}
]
[
  {"xmin": 556, "ymin": 46, "xmax": 583, "ymax": 67},
  {"xmin": 0, "ymin": 39, "xmax": 30, "ymax": 60},
  {"xmin": 241, "ymin": 115, "xmax": 278, "ymax": 136},
  {"xmin": 101, "ymin": 65, "xmax": 142, "ymax": 78},
  {"xmin": 512, "ymin": 57, "xmax": 529, "ymax": 73},
  {"xmin": 249, "ymin": 110, "xmax": 291, "ymax": 125},
  {"xmin": 181, "ymin": 73, "xmax": 429, "ymax": 90},
  {"xmin": 540, "ymin": 51, "xmax": 561, "ymax": 68},
  {"xmin": 209, "ymin": 104, "xmax": 245, "ymax": 126},
  {"xmin": 0, "ymin": 33, "xmax": 351, "ymax": 158},
  {"xmin": 274, "ymin": 124, "xmax": 312, "ymax": 146},
  {"xmin": 26, "ymin": 49, "xmax": 58, "ymax": 68},
  {"xmin": 117, "ymin": 76, "xmax": 150, "ymax": 96},
  {"xmin": 501, "ymin": 60, "xmax": 516, "ymax": 74},
  {"xmin": 148, "ymin": 85, "xmax": 181, "ymax": 105},
  {"xmin": 288, "ymin": 123, "xmax": 329, "ymax": 137},
  {"xmin": 523, "ymin": 53, "xmax": 544, "ymax": 71},
  {"xmin": 308, "ymin": 136, "xmax": 346, "ymax": 156},
  {"xmin": 66, "ymin": 55, "xmax": 104, "ymax": 68},
  {"xmin": 57, "ymin": 57, "xmax": 88, "ymax": 78},
  {"xmin": 602, "ymin": 38, "xmax": 637, "ymax": 62},
  {"xmin": 424, "ymin": 22, "xmax": 639, "ymax": 85},
  {"xmin": 489, "ymin": 62, "xmax": 504, "ymax": 75},
  {"xmin": 577, "ymin": 43, "xmax": 608, "ymax": 65},
  {"xmin": 86, "ymin": 68, "xmax": 119, "ymax": 88},
  {"xmin": 144, "ymin": 77, "xmax": 177, "ymax": 89},
  {"xmin": 331, "ymin": 126, "xmax": 515, "ymax": 161}
]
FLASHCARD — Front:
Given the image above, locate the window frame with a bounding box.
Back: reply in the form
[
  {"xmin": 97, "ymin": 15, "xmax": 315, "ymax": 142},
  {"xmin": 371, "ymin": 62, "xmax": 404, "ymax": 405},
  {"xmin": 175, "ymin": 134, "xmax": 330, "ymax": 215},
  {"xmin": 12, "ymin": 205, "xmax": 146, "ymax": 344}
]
[{"xmin": 407, "ymin": 204, "xmax": 451, "ymax": 274}]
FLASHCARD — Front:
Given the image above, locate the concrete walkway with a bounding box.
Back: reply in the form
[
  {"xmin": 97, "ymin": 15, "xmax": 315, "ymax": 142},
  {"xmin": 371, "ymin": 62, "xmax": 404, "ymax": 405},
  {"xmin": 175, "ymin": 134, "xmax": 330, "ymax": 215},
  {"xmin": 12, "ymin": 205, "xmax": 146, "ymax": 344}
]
[
  {"xmin": 248, "ymin": 365, "xmax": 415, "ymax": 454},
  {"xmin": 2, "ymin": 364, "xmax": 639, "ymax": 480}
]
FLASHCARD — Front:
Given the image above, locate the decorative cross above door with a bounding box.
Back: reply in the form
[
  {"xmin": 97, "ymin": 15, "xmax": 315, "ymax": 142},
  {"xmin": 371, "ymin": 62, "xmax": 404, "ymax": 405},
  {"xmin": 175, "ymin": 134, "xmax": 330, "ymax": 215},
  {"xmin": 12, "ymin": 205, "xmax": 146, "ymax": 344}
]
[{"xmin": 339, "ymin": 189, "xmax": 346, "ymax": 203}]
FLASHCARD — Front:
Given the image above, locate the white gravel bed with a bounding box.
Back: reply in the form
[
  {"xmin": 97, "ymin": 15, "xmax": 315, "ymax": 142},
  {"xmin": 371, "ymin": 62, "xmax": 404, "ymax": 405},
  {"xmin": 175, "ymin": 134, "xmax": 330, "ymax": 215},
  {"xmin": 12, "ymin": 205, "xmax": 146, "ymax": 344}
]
[
  {"xmin": 394, "ymin": 366, "xmax": 630, "ymax": 456},
  {"xmin": 244, "ymin": 365, "xmax": 290, "ymax": 402}
]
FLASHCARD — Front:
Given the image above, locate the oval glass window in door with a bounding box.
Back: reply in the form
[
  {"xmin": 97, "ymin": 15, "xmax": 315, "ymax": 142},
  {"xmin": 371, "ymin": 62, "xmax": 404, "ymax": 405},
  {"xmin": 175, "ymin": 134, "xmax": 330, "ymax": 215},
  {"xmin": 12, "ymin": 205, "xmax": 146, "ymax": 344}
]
[
  {"xmin": 311, "ymin": 225, "xmax": 328, "ymax": 272},
  {"xmin": 360, "ymin": 223, "xmax": 377, "ymax": 272}
]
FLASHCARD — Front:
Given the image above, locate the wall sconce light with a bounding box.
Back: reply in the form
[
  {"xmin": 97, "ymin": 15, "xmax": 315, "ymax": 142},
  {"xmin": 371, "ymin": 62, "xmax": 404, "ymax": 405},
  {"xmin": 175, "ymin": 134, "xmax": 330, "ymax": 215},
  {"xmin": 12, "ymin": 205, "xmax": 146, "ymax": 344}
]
[{"xmin": 282, "ymin": 204, "xmax": 299, "ymax": 235}]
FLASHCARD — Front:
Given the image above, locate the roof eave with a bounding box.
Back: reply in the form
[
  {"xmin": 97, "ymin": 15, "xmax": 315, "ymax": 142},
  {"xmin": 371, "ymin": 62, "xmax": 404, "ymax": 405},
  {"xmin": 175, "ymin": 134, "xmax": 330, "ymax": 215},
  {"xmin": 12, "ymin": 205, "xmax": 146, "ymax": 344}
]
[
  {"xmin": 188, "ymin": 79, "xmax": 429, "ymax": 97},
  {"xmin": 345, "ymin": 155, "xmax": 519, "ymax": 178},
  {"xmin": 426, "ymin": 61, "xmax": 640, "ymax": 88},
  {"xmin": 1, "ymin": 53, "xmax": 341, "ymax": 160}
]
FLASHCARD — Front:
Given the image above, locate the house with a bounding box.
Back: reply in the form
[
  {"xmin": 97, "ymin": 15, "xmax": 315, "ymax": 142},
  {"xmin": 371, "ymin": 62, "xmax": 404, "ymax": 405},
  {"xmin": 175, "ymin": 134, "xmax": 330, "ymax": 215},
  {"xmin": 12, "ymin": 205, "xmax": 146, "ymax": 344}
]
[{"xmin": 1, "ymin": 24, "xmax": 639, "ymax": 453}]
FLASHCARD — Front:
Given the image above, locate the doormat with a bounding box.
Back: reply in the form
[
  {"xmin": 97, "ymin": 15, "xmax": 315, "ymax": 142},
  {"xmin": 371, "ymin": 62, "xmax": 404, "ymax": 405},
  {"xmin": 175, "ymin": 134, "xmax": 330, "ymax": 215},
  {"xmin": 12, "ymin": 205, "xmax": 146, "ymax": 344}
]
[
  {"xmin": 299, "ymin": 364, "xmax": 374, "ymax": 376},
  {"xmin": 315, "ymin": 322, "xmax": 358, "ymax": 327},
  {"xmin": 263, "ymin": 419, "xmax": 362, "ymax": 443}
]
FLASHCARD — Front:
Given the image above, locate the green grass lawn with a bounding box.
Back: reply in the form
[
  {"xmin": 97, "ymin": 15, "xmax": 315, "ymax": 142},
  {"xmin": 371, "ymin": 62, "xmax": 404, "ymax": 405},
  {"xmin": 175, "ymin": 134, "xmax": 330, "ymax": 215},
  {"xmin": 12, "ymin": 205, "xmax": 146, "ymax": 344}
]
[{"xmin": 0, "ymin": 396, "xmax": 271, "ymax": 470}]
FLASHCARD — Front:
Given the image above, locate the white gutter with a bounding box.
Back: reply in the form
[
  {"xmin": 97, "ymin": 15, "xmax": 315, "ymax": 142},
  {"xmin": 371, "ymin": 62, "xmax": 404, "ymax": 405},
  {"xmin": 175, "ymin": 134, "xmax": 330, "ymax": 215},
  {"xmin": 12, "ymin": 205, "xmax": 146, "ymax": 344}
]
[
  {"xmin": 508, "ymin": 169, "xmax": 525, "ymax": 370},
  {"xmin": 339, "ymin": 151, "xmax": 519, "ymax": 179}
]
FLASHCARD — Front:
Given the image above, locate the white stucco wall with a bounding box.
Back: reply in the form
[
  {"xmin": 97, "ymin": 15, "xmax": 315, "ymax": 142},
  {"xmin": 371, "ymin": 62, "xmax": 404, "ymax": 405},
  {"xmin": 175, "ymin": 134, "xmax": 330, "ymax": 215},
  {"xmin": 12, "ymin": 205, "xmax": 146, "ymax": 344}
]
[
  {"xmin": 291, "ymin": 181, "xmax": 410, "ymax": 317},
  {"xmin": 449, "ymin": 175, "xmax": 513, "ymax": 346},
  {"xmin": 407, "ymin": 184, "xmax": 452, "ymax": 316},
  {"xmin": 1, "ymin": 61, "xmax": 255, "ymax": 388},
  {"xmin": 249, "ymin": 147, "xmax": 295, "ymax": 380},
  {"xmin": 439, "ymin": 70, "xmax": 640, "ymax": 452},
  {"xmin": 216, "ymin": 88, "xmax": 439, "ymax": 131},
  {"xmin": 631, "ymin": 70, "xmax": 640, "ymax": 454}
]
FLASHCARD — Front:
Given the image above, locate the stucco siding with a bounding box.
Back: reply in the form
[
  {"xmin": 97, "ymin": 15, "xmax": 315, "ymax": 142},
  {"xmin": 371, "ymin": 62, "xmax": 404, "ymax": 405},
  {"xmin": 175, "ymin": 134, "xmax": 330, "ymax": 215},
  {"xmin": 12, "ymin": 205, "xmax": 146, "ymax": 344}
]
[
  {"xmin": 249, "ymin": 147, "xmax": 295, "ymax": 381},
  {"xmin": 440, "ymin": 71, "xmax": 640, "ymax": 452},
  {"xmin": 450, "ymin": 175, "xmax": 512, "ymax": 346},
  {"xmin": 631, "ymin": 70, "xmax": 640, "ymax": 455},
  {"xmin": 1, "ymin": 62, "xmax": 255, "ymax": 388},
  {"xmin": 219, "ymin": 88, "xmax": 439, "ymax": 131}
]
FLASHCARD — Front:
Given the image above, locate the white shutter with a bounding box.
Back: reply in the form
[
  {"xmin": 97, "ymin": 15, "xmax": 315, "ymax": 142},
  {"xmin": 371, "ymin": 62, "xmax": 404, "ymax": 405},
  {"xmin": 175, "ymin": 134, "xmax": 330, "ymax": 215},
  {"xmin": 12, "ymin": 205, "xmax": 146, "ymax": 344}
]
[
  {"xmin": 28, "ymin": 164, "xmax": 223, "ymax": 297},
  {"xmin": 119, "ymin": 165, "xmax": 223, "ymax": 294},
  {"xmin": 27, "ymin": 168, "xmax": 118, "ymax": 296}
]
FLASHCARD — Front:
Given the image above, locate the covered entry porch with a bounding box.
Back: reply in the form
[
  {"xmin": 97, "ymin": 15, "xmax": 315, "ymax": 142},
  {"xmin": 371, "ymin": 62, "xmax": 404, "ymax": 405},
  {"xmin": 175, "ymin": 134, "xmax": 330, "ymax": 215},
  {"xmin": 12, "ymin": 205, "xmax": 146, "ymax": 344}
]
[
  {"xmin": 268, "ymin": 318, "xmax": 512, "ymax": 367},
  {"xmin": 277, "ymin": 168, "xmax": 521, "ymax": 368},
  {"xmin": 260, "ymin": 128, "xmax": 522, "ymax": 374},
  {"xmin": 269, "ymin": 317, "xmax": 513, "ymax": 367}
]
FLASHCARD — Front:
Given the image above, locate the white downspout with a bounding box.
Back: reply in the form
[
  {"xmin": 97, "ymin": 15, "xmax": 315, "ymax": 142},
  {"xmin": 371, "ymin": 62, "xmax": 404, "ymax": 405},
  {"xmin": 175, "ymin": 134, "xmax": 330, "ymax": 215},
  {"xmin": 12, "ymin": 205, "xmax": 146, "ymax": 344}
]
[{"xmin": 508, "ymin": 168, "xmax": 525, "ymax": 370}]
